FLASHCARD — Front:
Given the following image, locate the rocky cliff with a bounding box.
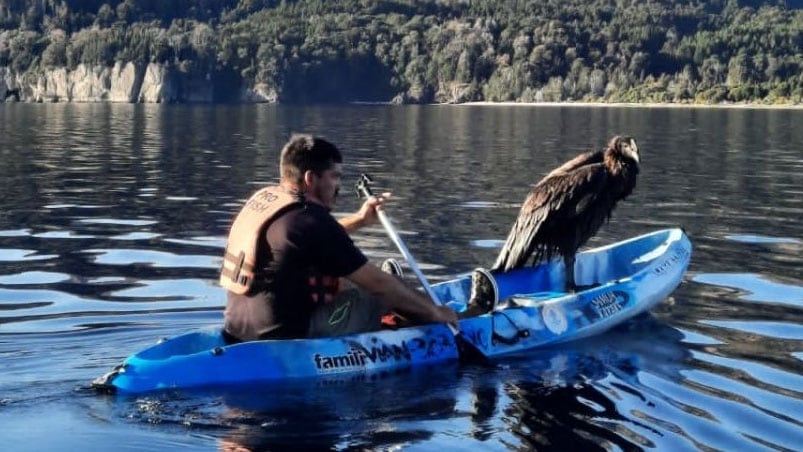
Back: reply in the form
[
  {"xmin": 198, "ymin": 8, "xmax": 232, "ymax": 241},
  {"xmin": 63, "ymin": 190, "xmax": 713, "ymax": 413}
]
[{"xmin": 0, "ymin": 63, "xmax": 277, "ymax": 103}]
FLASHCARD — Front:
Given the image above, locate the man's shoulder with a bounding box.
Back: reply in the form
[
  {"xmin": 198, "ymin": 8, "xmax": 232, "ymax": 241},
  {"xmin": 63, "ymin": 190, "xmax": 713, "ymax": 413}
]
[{"xmin": 280, "ymin": 203, "xmax": 339, "ymax": 229}]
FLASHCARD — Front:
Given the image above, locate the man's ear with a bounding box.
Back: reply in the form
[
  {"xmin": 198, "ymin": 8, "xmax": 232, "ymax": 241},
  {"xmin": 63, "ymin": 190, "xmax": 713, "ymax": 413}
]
[{"xmin": 302, "ymin": 170, "xmax": 316, "ymax": 189}]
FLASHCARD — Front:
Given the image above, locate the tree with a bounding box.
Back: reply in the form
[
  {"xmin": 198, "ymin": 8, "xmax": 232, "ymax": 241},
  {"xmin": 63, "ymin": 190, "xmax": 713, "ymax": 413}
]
[
  {"xmin": 95, "ymin": 4, "xmax": 115, "ymax": 28},
  {"xmin": 0, "ymin": 0, "xmax": 801, "ymax": 104},
  {"xmin": 41, "ymin": 28, "xmax": 67, "ymax": 67}
]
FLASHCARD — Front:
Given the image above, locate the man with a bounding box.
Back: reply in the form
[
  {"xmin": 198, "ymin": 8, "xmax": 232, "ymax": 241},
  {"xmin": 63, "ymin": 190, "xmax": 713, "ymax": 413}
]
[{"xmin": 220, "ymin": 134, "xmax": 458, "ymax": 342}]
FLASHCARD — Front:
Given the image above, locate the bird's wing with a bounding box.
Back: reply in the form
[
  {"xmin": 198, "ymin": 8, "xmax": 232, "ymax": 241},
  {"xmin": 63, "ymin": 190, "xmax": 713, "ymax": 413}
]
[
  {"xmin": 543, "ymin": 151, "xmax": 603, "ymax": 179},
  {"xmin": 492, "ymin": 192, "xmax": 552, "ymax": 271},
  {"xmin": 547, "ymin": 166, "xmax": 609, "ymax": 220},
  {"xmin": 492, "ymin": 164, "xmax": 609, "ymax": 271}
]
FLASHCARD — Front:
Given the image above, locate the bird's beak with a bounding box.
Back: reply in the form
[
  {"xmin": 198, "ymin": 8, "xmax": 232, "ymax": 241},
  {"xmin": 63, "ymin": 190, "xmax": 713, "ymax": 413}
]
[{"xmin": 630, "ymin": 139, "xmax": 640, "ymax": 163}]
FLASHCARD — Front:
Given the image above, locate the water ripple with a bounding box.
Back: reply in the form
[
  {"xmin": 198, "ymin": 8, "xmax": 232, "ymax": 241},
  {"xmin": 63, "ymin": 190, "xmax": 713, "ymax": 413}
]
[
  {"xmin": 693, "ymin": 273, "xmax": 803, "ymax": 307},
  {"xmin": 690, "ymin": 350, "xmax": 803, "ymax": 398},
  {"xmin": 109, "ymin": 232, "xmax": 163, "ymax": 241},
  {"xmin": 32, "ymin": 231, "xmax": 95, "ymax": 239},
  {"xmin": 701, "ymin": 320, "xmax": 803, "ymax": 341},
  {"xmin": 0, "ymin": 271, "xmax": 70, "ymax": 285},
  {"xmin": 83, "ymin": 249, "xmax": 220, "ymax": 269},
  {"xmin": 78, "ymin": 219, "xmax": 159, "ymax": 226},
  {"xmin": 726, "ymin": 234, "xmax": 801, "ymax": 245},
  {"xmin": 0, "ymin": 229, "xmax": 30, "ymax": 237},
  {"xmin": 0, "ymin": 249, "xmax": 58, "ymax": 262}
]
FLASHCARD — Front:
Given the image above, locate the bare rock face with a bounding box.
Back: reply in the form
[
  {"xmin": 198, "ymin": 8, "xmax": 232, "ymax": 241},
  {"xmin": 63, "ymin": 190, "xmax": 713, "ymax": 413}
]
[
  {"xmin": 0, "ymin": 63, "xmax": 141, "ymax": 103},
  {"xmin": 0, "ymin": 68, "xmax": 13, "ymax": 100},
  {"xmin": 241, "ymin": 83, "xmax": 278, "ymax": 103},
  {"xmin": 1, "ymin": 62, "xmax": 276, "ymax": 104},
  {"xmin": 139, "ymin": 63, "xmax": 172, "ymax": 103},
  {"xmin": 107, "ymin": 62, "xmax": 142, "ymax": 103},
  {"xmin": 69, "ymin": 64, "xmax": 110, "ymax": 101},
  {"xmin": 34, "ymin": 67, "xmax": 70, "ymax": 102}
]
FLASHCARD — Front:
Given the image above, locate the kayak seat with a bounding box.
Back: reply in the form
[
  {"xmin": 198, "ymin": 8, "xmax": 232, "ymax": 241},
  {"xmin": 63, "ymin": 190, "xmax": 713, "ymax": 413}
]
[
  {"xmin": 380, "ymin": 258, "xmax": 404, "ymax": 278},
  {"xmin": 379, "ymin": 258, "xmax": 410, "ymax": 329},
  {"xmin": 468, "ymin": 267, "xmax": 499, "ymax": 313}
]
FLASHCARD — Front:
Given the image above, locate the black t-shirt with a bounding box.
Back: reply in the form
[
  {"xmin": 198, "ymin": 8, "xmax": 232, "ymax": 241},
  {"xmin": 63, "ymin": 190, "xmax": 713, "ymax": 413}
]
[{"xmin": 224, "ymin": 202, "xmax": 368, "ymax": 340}]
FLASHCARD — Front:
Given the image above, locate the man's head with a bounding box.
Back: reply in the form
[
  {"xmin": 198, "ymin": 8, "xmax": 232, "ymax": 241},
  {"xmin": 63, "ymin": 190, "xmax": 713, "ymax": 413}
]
[{"xmin": 280, "ymin": 134, "xmax": 343, "ymax": 208}]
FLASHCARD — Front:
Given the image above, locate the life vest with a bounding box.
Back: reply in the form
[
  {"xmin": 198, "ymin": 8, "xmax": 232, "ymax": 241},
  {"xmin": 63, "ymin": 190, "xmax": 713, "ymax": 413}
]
[
  {"xmin": 220, "ymin": 186, "xmax": 302, "ymax": 295},
  {"xmin": 308, "ymin": 274, "xmax": 339, "ymax": 304}
]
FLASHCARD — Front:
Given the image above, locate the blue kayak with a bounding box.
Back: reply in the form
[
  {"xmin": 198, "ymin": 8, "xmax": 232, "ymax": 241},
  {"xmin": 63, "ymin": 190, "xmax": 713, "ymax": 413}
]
[{"xmin": 93, "ymin": 228, "xmax": 691, "ymax": 394}]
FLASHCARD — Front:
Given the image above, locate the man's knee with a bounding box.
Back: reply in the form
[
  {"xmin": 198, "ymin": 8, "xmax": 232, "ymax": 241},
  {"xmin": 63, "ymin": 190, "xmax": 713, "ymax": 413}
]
[{"xmin": 308, "ymin": 289, "xmax": 382, "ymax": 338}]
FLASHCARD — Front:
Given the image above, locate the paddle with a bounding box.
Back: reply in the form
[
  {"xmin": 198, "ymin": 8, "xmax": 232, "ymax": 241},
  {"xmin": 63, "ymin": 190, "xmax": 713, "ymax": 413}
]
[{"xmin": 355, "ymin": 173, "xmax": 491, "ymax": 364}]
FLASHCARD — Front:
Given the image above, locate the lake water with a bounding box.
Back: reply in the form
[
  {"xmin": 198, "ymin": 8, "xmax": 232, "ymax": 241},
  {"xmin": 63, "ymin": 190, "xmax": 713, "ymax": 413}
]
[{"xmin": 0, "ymin": 103, "xmax": 801, "ymax": 451}]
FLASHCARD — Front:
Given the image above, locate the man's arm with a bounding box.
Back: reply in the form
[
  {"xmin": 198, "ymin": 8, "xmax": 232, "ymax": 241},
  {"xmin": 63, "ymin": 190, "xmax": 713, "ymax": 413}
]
[
  {"xmin": 338, "ymin": 193, "xmax": 390, "ymax": 234},
  {"xmin": 346, "ymin": 263, "xmax": 457, "ymax": 325},
  {"xmin": 338, "ymin": 214, "xmax": 367, "ymax": 233}
]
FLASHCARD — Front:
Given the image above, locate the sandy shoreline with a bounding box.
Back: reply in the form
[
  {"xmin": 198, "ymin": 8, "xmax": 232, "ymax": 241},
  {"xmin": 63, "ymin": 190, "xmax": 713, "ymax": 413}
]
[{"xmin": 460, "ymin": 101, "xmax": 803, "ymax": 110}]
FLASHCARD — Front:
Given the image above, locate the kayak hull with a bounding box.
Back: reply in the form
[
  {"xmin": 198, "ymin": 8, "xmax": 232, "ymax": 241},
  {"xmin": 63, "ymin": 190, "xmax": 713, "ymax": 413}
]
[{"xmin": 94, "ymin": 228, "xmax": 691, "ymax": 394}]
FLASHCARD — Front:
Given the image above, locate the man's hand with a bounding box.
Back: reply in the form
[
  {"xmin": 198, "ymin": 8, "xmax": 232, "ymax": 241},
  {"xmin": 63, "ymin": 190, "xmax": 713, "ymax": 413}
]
[
  {"xmin": 356, "ymin": 191, "xmax": 391, "ymax": 227},
  {"xmin": 339, "ymin": 192, "xmax": 391, "ymax": 233},
  {"xmin": 348, "ymin": 264, "xmax": 459, "ymax": 328},
  {"xmin": 430, "ymin": 304, "xmax": 459, "ymax": 328}
]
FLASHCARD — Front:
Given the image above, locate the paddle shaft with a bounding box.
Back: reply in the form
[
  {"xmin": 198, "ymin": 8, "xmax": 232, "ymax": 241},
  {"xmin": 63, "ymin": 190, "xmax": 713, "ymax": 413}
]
[
  {"xmin": 354, "ymin": 176, "xmax": 441, "ymax": 300},
  {"xmin": 373, "ymin": 204, "xmax": 465, "ymax": 337},
  {"xmin": 373, "ymin": 208, "xmax": 441, "ymax": 304},
  {"xmin": 354, "ymin": 174, "xmax": 492, "ymax": 363}
]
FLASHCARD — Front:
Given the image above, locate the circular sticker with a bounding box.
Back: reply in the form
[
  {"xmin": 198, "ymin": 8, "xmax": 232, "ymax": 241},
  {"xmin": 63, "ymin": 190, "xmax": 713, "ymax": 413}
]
[{"xmin": 542, "ymin": 305, "xmax": 568, "ymax": 335}]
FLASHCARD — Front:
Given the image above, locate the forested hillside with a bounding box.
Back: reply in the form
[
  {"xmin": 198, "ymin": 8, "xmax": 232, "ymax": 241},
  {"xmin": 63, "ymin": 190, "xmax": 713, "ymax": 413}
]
[{"xmin": 1, "ymin": 0, "xmax": 802, "ymax": 103}]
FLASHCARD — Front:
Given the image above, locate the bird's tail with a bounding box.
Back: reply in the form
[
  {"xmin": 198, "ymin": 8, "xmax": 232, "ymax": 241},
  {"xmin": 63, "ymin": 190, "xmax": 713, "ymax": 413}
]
[
  {"xmin": 492, "ymin": 230, "xmax": 538, "ymax": 272},
  {"xmin": 491, "ymin": 209, "xmax": 549, "ymax": 272}
]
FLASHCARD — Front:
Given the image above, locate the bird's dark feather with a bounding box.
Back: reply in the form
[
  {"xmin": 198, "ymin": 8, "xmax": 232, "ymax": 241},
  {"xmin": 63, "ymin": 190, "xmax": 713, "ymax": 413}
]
[
  {"xmin": 492, "ymin": 138, "xmax": 639, "ymax": 273},
  {"xmin": 544, "ymin": 150, "xmax": 603, "ymax": 178},
  {"xmin": 493, "ymin": 161, "xmax": 608, "ymax": 271}
]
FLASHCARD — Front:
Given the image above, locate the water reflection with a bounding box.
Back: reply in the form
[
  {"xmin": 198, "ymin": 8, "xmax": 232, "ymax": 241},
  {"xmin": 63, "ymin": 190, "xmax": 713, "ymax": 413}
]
[
  {"xmin": 118, "ymin": 366, "xmax": 462, "ymax": 451},
  {"xmin": 144, "ymin": 316, "xmax": 691, "ymax": 451}
]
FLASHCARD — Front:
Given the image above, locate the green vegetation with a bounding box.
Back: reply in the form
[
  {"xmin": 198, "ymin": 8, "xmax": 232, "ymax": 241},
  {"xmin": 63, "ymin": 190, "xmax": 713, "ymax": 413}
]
[{"xmin": 1, "ymin": 0, "xmax": 802, "ymax": 103}]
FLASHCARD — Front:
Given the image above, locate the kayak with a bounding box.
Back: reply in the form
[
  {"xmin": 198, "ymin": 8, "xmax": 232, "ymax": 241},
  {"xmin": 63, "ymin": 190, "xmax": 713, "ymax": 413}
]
[{"xmin": 92, "ymin": 228, "xmax": 691, "ymax": 394}]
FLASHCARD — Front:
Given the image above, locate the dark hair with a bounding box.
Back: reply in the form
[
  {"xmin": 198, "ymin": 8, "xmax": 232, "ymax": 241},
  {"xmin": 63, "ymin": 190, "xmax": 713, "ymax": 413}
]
[{"xmin": 279, "ymin": 134, "xmax": 343, "ymax": 184}]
